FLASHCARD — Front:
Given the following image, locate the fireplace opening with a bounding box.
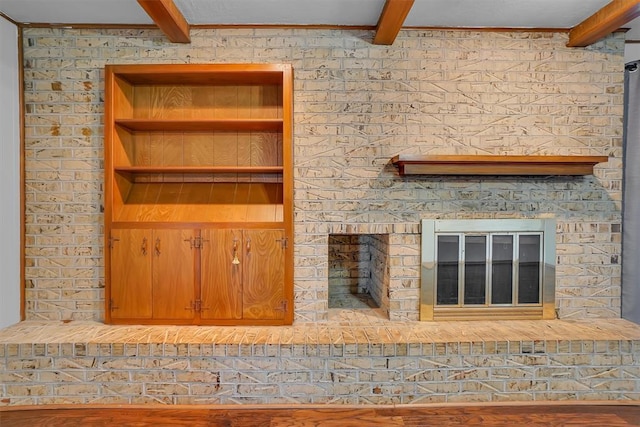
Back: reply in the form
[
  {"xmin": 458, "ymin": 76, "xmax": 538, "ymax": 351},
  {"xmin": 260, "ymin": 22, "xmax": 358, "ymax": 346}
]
[
  {"xmin": 328, "ymin": 234, "xmax": 389, "ymax": 311},
  {"xmin": 421, "ymin": 219, "xmax": 556, "ymax": 321}
]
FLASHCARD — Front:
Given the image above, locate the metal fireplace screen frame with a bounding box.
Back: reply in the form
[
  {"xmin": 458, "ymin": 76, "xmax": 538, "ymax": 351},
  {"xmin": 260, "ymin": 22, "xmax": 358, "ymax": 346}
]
[{"xmin": 420, "ymin": 219, "xmax": 556, "ymax": 321}]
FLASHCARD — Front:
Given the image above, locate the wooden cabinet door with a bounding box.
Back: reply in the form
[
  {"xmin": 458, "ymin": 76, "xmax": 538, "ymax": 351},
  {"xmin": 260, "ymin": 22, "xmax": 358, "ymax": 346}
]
[
  {"xmin": 152, "ymin": 228, "xmax": 198, "ymax": 320},
  {"xmin": 243, "ymin": 229, "xmax": 286, "ymax": 320},
  {"xmin": 200, "ymin": 229, "xmax": 242, "ymax": 320},
  {"xmin": 200, "ymin": 229, "xmax": 286, "ymax": 321},
  {"xmin": 110, "ymin": 228, "xmax": 153, "ymax": 319}
]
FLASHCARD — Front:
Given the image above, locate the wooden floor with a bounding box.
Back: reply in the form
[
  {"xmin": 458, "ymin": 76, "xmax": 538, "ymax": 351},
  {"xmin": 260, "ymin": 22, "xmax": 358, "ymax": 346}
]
[{"xmin": 1, "ymin": 404, "xmax": 639, "ymax": 427}]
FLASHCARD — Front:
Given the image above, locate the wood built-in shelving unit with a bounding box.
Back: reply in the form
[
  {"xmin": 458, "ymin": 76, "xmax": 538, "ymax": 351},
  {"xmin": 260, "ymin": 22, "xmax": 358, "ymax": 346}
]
[
  {"xmin": 391, "ymin": 155, "xmax": 609, "ymax": 176},
  {"xmin": 104, "ymin": 64, "xmax": 293, "ymax": 326}
]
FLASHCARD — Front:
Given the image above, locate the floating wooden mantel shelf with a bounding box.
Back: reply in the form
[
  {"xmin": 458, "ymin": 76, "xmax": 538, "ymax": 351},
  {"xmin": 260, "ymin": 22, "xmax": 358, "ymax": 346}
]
[{"xmin": 391, "ymin": 155, "xmax": 609, "ymax": 176}]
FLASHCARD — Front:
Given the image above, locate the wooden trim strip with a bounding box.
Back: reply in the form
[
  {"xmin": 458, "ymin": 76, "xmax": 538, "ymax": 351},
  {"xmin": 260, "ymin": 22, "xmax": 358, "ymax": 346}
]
[
  {"xmin": 373, "ymin": 0, "xmax": 415, "ymax": 45},
  {"xmin": 115, "ymin": 118, "xmax": 283, "ymax": 132},
  {"xmin": 137, "ymin": 0, "xmax": 190, "ymax": 43},
  {"xmin": 568, "ymin": 0, "xmax": 640, "ymax": 47},
  {"xmin": 18, "ymin": 25, "xmax": 25, "ymax": 321},
  {"xmin": 7, "ymin": 22, "xmax": 572, "ymax": 32},
  {"xmin": 0, "ymin": 12, "xmax": 20, "ymax": 26},
  {"xmin": 115, "ymin": 166, "xmax": 284, "ymax": 174},
  {"xmin": 8, "ymin": 20, "xmax": 622, "ymax": 39},
  {"xmin": 2, "ymin": 401, "xmax": 638, "ymax": 412}
]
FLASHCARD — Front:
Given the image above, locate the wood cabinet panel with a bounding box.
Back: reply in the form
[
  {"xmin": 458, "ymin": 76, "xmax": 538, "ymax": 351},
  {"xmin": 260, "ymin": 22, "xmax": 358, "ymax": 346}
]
[
  {"xmin": 148, "ymin": 132, "xmax": 165, "ymax": 169},
  {"xmin": 200, "ymin": 229, "xmax": 242, "ymax": 320},
  {"xmin": 109, "ymin": 229, "xmax": 153, "ymax": 319},
  {"xmin": 132, "ymin": 85, "xmax": 151, "ymax": 119},
  {"xmin": 214, "ymin": 86, "xmax": 239, "ymax": 119},
  {"xmin": 162, "ymin": 133, "xmax": 184, "ymax": 169},
  {"xmin": 152, "ymin": 229, "xmax": 197, "ymax": 320},
  {"xmin": 152, "ymin": 86, "xmax": 189, "ymax": 119},
  {"xmin": 200, "ymin": 229, "xmax": 286, "ymax": 321},
  {"xmin": 189, "ymin": 87, "xmax": 215, "ymax": 120},
  {"xmin": 183, "ymin": 132, "xmax": 214, "ymax": 167},
  {"xmin": 109, "ymin": 228, "xmax": 197, "ymax": 322},
  {"xmin": 251, "ymin": 132, "xmax": 281, "ymax": 167},
  {"xmin": 112, "ymin": 76, "xmax": 134, "ymax": 118},
  {"xmin": 243, "ymin": 229, "xmax": 286, "ymax": 320},
  {"xmin": 213, "ymin": 132, "xmax": 239, "ymax": 167}
]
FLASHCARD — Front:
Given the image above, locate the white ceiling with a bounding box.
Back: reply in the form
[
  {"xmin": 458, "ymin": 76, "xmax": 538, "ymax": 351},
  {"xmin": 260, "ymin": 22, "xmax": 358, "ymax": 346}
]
[{"xmin": 1, "ymin": 0, "xmax": 639, "ymax": 39}]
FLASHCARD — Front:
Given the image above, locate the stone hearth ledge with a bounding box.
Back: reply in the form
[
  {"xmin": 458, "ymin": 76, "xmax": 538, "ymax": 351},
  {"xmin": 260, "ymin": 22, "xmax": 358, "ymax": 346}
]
[{"xmin": 1, "ymin": 315, "xmax": 639, "ymax": 346}]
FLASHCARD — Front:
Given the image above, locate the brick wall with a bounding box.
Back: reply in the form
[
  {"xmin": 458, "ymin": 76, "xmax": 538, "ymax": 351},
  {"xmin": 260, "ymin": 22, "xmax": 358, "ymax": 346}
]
[
  {"xmin": 328, "ymin": 234, "xmax": 375, "ymax": 307},
  {"xmin": 21, "ymin": 28, "xmax": 624, "ymax": 322}
]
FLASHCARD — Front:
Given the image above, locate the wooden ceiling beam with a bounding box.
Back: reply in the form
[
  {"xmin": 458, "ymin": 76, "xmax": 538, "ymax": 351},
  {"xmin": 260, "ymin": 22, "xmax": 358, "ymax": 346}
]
[
  {"xmin": 137, "ymin": 0, "xmax": 190, "ymax": 43},
  {"xmin": 373, "ymin": 0, "xmax": 415, "ymax": 45},
  {"xmin": 568, "ymin": 0, "xmax": 640, "ymax": 47}
]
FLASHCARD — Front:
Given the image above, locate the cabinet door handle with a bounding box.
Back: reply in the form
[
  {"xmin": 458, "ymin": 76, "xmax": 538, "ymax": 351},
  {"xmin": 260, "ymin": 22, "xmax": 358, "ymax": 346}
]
[
  {"xmin": 141, "ymin": 237, "xmax": 148, "ymax": 256},
  {"xmin": 232, "ymin": 239, "xmax": 240, "ymax": 265},
  {"xmin": 246, "ymin": 238, "xmax": 251, "ymax": 254},
  {"xmin": 155, "ymin": 238, "xmax": 161, "ymax": 256},
  {"xmin": 184, "ymin": 237, "xmax": 194, "ymax": 249}
]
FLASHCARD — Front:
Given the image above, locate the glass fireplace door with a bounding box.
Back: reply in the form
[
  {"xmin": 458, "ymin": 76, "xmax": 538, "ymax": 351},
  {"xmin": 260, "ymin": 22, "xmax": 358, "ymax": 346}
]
[{"xmin": 421, "ymin": 218, "xmax": 555, "ymax": 321}]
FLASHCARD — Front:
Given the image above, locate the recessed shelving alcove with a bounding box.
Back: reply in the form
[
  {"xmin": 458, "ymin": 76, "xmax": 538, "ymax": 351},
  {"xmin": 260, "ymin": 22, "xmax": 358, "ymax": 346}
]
[
  {"xmin": 391, "ymin": 155, "xmax": 609, "ymax": 176},
  {"xmin": 104, "ymin": 63, "xmax": 294, "ymax": 326}
]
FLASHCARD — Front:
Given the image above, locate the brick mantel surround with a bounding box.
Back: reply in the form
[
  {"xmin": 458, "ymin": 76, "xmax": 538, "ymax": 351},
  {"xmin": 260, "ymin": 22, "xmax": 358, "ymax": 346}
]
[{"xmin": 5, "ymin": 27, "xmax": 631, "ymax": 405}]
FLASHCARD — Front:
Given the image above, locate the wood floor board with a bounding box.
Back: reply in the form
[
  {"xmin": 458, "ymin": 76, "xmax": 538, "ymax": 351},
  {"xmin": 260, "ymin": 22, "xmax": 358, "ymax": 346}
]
[{"xmin": 1, "ymin": 404, "xmax": 639, "ymax": 427}]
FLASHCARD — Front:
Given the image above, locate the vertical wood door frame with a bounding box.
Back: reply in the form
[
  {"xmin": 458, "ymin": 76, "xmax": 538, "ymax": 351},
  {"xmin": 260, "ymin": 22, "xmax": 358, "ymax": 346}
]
[
  {"xmin": 282, "ymin": 64, "xmax": 295, "ymax": 325},
  {"xmin": 19, "ymin": 25, "xmax": 25, "ymax": 322}
]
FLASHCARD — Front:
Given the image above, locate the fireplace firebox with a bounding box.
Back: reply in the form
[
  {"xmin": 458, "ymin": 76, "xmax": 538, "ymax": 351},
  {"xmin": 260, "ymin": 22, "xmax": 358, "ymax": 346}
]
[{"xmin": 421, "ymin": 219, "xmax": 556, "ymax": 321}]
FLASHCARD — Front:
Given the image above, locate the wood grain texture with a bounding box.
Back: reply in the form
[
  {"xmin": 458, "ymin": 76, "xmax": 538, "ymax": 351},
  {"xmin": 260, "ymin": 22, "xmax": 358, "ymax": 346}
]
[
  {"xmin": 148, "ymin": 132, "xmax": 165, "ymax": 172},
  {"xmin": 155, "ymin": 86, "xmax": 188, "ymax": 119},
  {"xmin": 243, "ymin": 229, "xmax": 285, "ymax": 320},
  {"xmin": 249, "ymin": 85, "xmax": 281, "ymax": 119},
  {"xmin": 113, "ymin": 126, "xmax": 134, "ymax": 167},
  {"xmin": 112, "ymin": 76, "xmax": 134, "ymax": 119},
  {"xmin": 200, "ymin": 229, "xmax": 243, "ymax": 320},
  {"xmin": 1, "ymin": 404, "xmax": 638, "ymax": 427},
  {"xmin": 132, "ymin": 84, "xmax": 151, "ymax": 119},
  {"xmin": 214, "ymin": 85, "xmax": 239, "ymax": 119},
  {"xmin": 568, "ymin": 0, "xmax": 640, "ymax": 47},
  {"xmin": 115, "ymin": 118, "xmax": 283, "ymax": 132},
  {"xmin": 152, "ymin": 228, "xmax": 197, "ymax": 320},
  {"xmin": 251, "ymin": 132, "xmax": 281, "ymax": 167},
  {"xmin": 183, "ymin": 132, "xmax": 214, "ymax": 167},
  {"xmin": 237, "ymin": 131, "xmax": 252, "ymax": 167},
  {"xmin": 391, "ymin": 154, "xmax": 609, "ymax": 176},
  {"xmin": 373, "ymin": 0, "xmax": 415, "ymax": 45},
  {"xmin": 236, "ymin": 86, "xmax": 254, "ymax": 120},
  {"xmin": 213, "ymin": 132, "xmax": 239, "ymax": 167},
  {"xmin": 112, "ymin": 172, "xmax": 132, "ymax": 216},
  {"xmin": 109, "ymin": 229, "xmax": 153, "ymax": 319},
  {"xmin": 121, "ymin": 130, "xmax": 281, "ymax": 169},
  {"xmin": 137, "ymin": 0, "xmax": 190, "ymax": 43},
  {"xmin": 188, "ymin": 86, "xmax": 215, "ymax": 119}
]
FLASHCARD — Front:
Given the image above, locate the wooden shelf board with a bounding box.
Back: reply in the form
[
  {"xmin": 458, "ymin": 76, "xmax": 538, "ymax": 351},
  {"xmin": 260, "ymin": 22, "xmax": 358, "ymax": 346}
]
[
  {"xmin": 115, "ymin": 166, "xmax": 284, "ymax": 175},
  {"xmin": 114, "ymin": 203, "xmax": 284, "ymax": 224},
  {"xmin": 109, "ymin": 64, "xmax": 288, "ymax": 85},
  {"xmin": 391, "ymin": 155, "xmax": 609, "ymax": 176},
  {"xmin": 115, "ymin": 119, "xmax": 283, "ymax": 132},
  {"xmin": 111, "ymin": 221, "xmax": 285, "ymax": 229}
]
